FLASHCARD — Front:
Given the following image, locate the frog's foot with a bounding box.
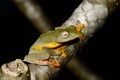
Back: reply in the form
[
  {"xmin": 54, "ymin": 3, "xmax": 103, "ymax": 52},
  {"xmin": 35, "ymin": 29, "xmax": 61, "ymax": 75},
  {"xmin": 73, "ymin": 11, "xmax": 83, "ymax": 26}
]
[
  {"xmin": 76, "ymin": 24, "xmax": 85, "ymax": 39},
  {"xmin": 39, "ymin": 60, "xmax": 61, "ymax": 67},
  {"xmin": 54, "ymin": 45, "xmax": 68, "ymax": 58},
  {"xmin": 38, "ymin": 60, "xmax": 49, "ymax": 65},
  {"xmin": 61, "ymin": 49, "xmax": 67, "ymax": 58},
  {"xmin": 48, "ymin": 61, "xmax": 61, "ymax": 68}
]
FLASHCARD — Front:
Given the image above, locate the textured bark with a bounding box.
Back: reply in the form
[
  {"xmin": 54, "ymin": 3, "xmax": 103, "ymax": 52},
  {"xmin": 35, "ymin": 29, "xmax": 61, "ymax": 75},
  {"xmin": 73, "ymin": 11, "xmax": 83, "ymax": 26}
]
[
  {"xmin": 0, "ymin": 0, "xmax": 120, "ymax": 80},
  {"xmin": 0, "ymin": 59, "xmax": 29, "ymax": 80}
]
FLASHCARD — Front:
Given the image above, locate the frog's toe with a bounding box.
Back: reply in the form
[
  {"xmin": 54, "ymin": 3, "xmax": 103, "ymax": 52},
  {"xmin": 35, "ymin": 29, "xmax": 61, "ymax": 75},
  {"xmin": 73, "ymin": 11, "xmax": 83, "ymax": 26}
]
[{"xmin": 48, "ymin": 61, "xmax": 61, "ymax": 68}]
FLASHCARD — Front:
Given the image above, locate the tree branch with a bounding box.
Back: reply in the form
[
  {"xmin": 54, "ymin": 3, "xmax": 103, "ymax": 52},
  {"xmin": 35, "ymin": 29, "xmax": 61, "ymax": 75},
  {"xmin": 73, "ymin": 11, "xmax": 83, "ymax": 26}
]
[
  {"xmin": 67, "ymin": 57, "xmax": 103, "ymax": 80},
  {"xmin": 13, "ymin": 0, "xmax": 53, "ymax": 33},
  {"xmin": 0, "ymin": 59, "xmax": 29, "ymax": 80},
  {"xmin": 1, "ymin": 0, "xmax": 120, "ymax": 80}
]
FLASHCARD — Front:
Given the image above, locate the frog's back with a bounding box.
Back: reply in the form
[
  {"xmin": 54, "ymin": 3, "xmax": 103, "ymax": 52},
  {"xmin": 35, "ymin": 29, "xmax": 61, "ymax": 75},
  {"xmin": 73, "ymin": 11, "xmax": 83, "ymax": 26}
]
[
  {"xmin": 30, "ymin": 26, "xmax": 79, "ymax": 49},
  {"xmin": 30, "ymin": 30, "xmax": 60, "ymax": 49}
]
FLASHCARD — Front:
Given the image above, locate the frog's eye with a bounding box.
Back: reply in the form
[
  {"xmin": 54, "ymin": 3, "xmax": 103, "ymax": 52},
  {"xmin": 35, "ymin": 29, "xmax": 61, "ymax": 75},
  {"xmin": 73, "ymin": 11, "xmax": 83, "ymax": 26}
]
[{"xmin": 61, "ymin": 31, "xmax": 69, "ymax": 38}]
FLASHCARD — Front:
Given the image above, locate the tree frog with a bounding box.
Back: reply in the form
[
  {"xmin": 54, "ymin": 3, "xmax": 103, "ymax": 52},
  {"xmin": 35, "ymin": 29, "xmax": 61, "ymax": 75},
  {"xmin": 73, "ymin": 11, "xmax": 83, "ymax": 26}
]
[
  {"xmin": 29, "ymin": 24, "xmax": 85, "ymax": 53},
  {"xmin": 24, "ymin": 24, "xmax": 85, "ymax": 67}
]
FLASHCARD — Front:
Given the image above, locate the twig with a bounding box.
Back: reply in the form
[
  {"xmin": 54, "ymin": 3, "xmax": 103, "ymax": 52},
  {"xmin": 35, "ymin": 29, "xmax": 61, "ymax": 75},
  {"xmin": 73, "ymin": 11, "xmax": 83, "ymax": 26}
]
[
  {"xmin": 67, "ymin": 57, "xmax": 103, "ymax": 80},
  {"xmin": 13, "ymin": 0, "xmax": 53, "ymax": 33}
]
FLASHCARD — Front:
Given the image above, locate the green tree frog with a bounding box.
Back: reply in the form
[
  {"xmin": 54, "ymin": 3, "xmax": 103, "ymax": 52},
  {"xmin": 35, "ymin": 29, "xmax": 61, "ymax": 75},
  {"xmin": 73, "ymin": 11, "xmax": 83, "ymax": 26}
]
[
  {"xmin": 24, "ymin": 24, "xmax": 85, "ymax": 67},
  {"xmin": 29, "ymin": 24, "xmax": 85, "ymax": 52}
]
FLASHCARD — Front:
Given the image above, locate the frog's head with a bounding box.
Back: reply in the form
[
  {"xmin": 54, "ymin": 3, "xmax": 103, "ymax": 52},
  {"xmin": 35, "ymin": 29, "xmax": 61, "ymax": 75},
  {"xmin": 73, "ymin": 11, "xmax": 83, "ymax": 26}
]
[{"xmin": 56, "ymin": 26, "xmax": 79, "ymax": 43}]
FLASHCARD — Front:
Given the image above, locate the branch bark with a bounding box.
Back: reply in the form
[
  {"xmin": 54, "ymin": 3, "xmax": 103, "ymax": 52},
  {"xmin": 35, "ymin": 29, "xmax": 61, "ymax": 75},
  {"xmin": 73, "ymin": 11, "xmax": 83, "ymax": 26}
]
[
  {"xmin": 14, "ymin": 0, "xmax": 53, "ymax": 33},
  {"xmin": 1, "ymin": 0, "xmax": 120, "ymax": 80}
]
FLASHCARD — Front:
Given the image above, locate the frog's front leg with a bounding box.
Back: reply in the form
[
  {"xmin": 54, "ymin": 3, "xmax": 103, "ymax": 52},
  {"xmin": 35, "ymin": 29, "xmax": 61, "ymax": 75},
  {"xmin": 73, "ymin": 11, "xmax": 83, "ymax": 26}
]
[{"xmin": 76, "ymin": 24, "xmax": 85, "ymax": 39}]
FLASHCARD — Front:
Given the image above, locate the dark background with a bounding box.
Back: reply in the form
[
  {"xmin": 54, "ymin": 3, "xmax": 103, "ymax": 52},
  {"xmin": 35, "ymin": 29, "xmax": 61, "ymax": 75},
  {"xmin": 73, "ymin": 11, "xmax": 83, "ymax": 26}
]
[{"xmin": 0, "ymin": 0, "xmax": 119, "ymax": 80}]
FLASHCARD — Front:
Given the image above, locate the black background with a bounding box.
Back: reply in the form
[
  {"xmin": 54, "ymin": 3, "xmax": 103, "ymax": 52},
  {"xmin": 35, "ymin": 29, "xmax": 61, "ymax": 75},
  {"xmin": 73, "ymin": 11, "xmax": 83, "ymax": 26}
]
[{"xmin": 0, "ymin": 0, "xmax": 119, "ymax": 80}]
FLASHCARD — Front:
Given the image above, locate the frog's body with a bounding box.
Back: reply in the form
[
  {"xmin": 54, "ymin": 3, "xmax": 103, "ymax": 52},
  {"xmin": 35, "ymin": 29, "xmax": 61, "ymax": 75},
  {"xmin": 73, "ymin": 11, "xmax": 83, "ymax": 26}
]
[
  {"xmin": 24, "ymin": 24, "xmax": 85, "ymax": 67},
  {"xmin": 29, "ymin": 25, "xmax": 80, "ymax": 54}
]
